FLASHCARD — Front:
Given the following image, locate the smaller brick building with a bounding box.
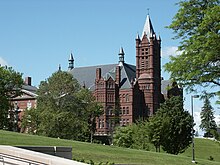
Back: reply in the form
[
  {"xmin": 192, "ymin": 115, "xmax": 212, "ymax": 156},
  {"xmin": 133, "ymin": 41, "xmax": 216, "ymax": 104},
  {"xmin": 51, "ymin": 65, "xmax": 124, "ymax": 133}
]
[{"xmin": 10, "ymin": 77, "xmax": 38, "ymax": 131}]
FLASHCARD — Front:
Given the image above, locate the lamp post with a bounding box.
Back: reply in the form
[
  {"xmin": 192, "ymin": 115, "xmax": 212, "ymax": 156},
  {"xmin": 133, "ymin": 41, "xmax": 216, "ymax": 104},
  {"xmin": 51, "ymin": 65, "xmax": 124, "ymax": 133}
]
[{"xmin": 191, "ymin": 95, "xmax": 199, "ymax": 163}]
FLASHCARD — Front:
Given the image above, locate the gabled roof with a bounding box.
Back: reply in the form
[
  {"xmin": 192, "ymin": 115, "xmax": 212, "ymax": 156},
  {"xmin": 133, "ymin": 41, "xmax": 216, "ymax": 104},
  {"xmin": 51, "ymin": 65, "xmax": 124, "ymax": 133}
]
[{"xmin": 69, "ymin": 63, "xmax": 136, "ymax": 90}]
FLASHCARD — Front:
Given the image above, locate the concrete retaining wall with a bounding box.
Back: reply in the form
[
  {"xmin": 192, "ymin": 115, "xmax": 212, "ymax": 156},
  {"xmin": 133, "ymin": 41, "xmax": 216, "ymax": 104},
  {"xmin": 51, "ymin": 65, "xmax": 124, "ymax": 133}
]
[
  {"xmin": 0, "ymin": 145, "xmax": 87, "ymax": 165},
  {"xmin": 16, "ymin": 146, "xmax": 72, "ymax": 159}
]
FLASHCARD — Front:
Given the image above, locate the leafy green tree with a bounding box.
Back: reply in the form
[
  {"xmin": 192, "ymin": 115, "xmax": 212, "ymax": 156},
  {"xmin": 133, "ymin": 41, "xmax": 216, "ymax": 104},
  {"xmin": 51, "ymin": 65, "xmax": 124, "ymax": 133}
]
[
  {"xmin": 0, "ymin": 66, "xmax": 23, "ymax": 130},
  {"xmin": 165, "ymin": 0, "xmax": 220, "ymax": 94},
  {"xmin": 108, "ymin": 99, "xmax": 121, "ymax": 144},
  {"xmin": 200, "ymin": 95, "xmax": 217, "ymax": 137},
  {"xmin": 21, "ymin": 107, "xmax": 40, "ymax": 134},
  {"xmin": 113, "ymin": 126, "xmax": 134, "ymax": 148},
  {"xmin": 131, "ymin": 121, "xmax": 149, "ymax": 150},
  {"xmin": 148, "ymin": 96, "xmax": 193, "ymax": 155},
  {"xmin": 147, "ymin": 116, "xmax": 164, "ymax": 152},
  {"xmin": 76, "ymin": 88, "xmax": 103, "ymax": 143},
  {"xmin": 113, "ymin": 122, "xmax": 150, "ymax": 150},
  {"xmin": 29, "ymin": 71, "xmax": 102, "ymax": 141}
]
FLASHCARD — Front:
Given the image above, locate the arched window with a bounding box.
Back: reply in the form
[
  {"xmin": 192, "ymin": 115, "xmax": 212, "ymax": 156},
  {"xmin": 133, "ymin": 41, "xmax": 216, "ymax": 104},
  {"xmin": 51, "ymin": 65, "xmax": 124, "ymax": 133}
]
[{"xmin": 125, "ymin": 94, "xmax": 129, "ymax": 102}]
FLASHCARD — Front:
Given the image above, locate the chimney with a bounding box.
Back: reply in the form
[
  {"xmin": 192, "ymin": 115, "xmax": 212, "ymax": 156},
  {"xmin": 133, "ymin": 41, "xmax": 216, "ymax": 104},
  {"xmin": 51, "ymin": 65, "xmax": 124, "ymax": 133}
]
[
  {"xmin": 115, "ymin": 66, "xmax": 121, "ymax": 85},
  {"xmin": 25, "ymin": 77, "xmax": 32, "ymax": 86},
  {"xmin": 96, "ymin": 68, "xmax": 101, "ymax": 80}
]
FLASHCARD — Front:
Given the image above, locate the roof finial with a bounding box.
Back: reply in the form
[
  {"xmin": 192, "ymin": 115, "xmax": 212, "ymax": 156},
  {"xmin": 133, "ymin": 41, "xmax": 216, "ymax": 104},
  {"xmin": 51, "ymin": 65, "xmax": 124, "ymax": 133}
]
[
  {"xmin": 118, "ymin": 47, "xmax": 125, "ymax": 66},
  {"xmin": 58, "ymin": 64, "xmax": 61, "ymax": 71},
  {"xmin": 147, "ymin": 8, "xmax": 150, "ymax": 15},
  {"xmin": 68, "ymin": 52, "xmax": 74, "ymax": 70},
  {"xmin": 136, "ymin": 32, "xmax": 140, "ymax": 40}
]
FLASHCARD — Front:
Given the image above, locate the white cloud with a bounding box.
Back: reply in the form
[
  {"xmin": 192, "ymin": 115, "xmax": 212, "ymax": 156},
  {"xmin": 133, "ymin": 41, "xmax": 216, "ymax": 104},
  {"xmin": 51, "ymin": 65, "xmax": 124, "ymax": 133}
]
[
  {"xmin": 0, "ymin": 57, "xmax": 8, "ymax": 66},
  {"xmin": 215, "ymin": 114, "xmax": 220, "ymax": 126},
  {"xmin": 194, "ymin": 111, "xmax": 203, "ymax": 135},
  {"xmin": 193, "ymin": 112, "xmax": 220, "ymax": 137},
  {"xmin": 161, "ymin": 46, "xmax": 182, "ymax": 58}
]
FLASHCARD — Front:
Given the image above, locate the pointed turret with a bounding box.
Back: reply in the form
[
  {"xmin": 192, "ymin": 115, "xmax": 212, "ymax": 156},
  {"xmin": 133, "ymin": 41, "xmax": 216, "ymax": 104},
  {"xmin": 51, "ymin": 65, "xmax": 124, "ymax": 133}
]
[
  {"xmin": 58, "ymin": 64, "xmax": 61, "ymax": 71},
  {"xmin": 68, "ymin": 53, "xmax": 74, "ymax": 70},
  {"xmin": 141, "ymin": 14, "xmax": 155, "ymax": 40},
  {"xmin": 118, "ymin": 47, "xmax": 125, "ymax": 65},
  {"xmin": 136, "ymin": 33, "xmax": 140, "ymax": 40},
  {"xmin": 157, "ymin": 34, "xmax": 161, "ymax": 44}
]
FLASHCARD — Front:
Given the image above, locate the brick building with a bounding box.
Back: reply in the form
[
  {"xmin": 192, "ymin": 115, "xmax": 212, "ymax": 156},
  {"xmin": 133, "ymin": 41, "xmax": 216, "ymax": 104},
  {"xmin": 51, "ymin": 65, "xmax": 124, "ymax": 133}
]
[
  {"xmin": 69, "ymin": 15, "xmax": 170, "ymax": 135},
  {"xmin": 10, "ymin": 77, "xmax": 38, "ymax": 131}
]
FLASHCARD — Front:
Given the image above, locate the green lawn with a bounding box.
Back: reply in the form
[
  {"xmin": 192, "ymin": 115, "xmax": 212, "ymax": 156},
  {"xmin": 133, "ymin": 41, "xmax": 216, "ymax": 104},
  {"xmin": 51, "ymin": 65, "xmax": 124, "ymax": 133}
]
[{"xmin": 0, "ymin": 130, "xmax": 219, "ymax": 165}]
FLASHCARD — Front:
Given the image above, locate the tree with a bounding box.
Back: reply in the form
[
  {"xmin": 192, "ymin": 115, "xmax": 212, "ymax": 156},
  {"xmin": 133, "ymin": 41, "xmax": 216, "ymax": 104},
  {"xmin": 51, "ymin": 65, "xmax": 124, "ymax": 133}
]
[
  {"xmin": 165, "ymin": 0, "xmax": 220, "ymax": 94},
  {"xmin": 148, "ymin": 96, "xmax": 193, "ymax": 154},
  {"xmin": 113, "ymin": 121, "xmax": 150, "ymax": 150},
  {"xmin": 27, "ymin": 71, "xmax": 102, "ymax": 141},
  {"xmin": 21, "ymin": 107, "xmax": 40, "ymax": 134},
  {"xmin": 0, "ymin": 66, "xmax": 23, "ymax": 130},
  {"xmin": 108, "ymin": 98, "xmax": 121, "ymax": 144},
  {"xmin": 76, "ymin": 88, "xmax": 103, "ymax": 143},
  {"xmin": 200, "ymin": 95, "xmax": 217, "ymax": 137},
  {"xmin": 113, "ymin": 126, "xmax": 134, "ymax": 148}
]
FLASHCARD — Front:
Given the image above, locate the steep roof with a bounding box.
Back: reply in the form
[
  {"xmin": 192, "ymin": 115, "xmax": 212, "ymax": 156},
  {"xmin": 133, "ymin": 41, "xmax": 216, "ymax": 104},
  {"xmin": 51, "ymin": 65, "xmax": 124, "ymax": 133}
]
[
  {"xmin": 141, "ymin": 15, "xmax": 155, "ymax": 40},
  {"xmin": 69, "ymin": 63, "xmax": 136, "ymax": 90}
]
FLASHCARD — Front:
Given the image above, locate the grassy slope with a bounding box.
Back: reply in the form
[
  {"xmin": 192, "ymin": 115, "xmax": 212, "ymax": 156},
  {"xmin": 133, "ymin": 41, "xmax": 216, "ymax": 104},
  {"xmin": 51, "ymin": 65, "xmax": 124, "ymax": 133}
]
[
  {"xmin": 0, "ymin": 130, "xmax": 219, "ymax": 165},
  {"xmin": 182, "ymin": 138, "xmax": 220, "ymax": 162}
]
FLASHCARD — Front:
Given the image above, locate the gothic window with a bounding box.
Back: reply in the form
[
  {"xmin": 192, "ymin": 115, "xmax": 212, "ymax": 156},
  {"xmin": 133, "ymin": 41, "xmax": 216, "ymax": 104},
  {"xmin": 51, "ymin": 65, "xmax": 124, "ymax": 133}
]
[
  {"xmin": 98, "ymin": 118, "xmax": 105, "ymax": 128},
  {"xmin": 107, "ymin": 106, "xmax": 113, "ymax": 115},
  {"xmin": 99, "ymin": 119, "xmax": 102, "ymax": 128},
  {"xmin": 141, "ymin": 60, "xmax": 145, "ymax": 69},
  {"xmin": 120, "ymin": 119, "xmax": 122, "ymax": 126},
  {"xmin": 123, "ymin": 107, "xmax": 125, "ymax": 115},
  {"xmin": 145, "ymin": 48, "xmax": 148, "ymax": 54},
  {"xmin": 146, "ymin": 84, "xmax": 150, "ymax": 90},
  {"xmin": 123, "ymin": 119, "xmax": 126, "ymax": 126},
  {"xmin": 122, "ymin": 94, "xmax": 125, "ymax": 102},
  {"xmin": 125, "ymin": 94, "xmax": 129, "ymax": 102},
  {"xmin": 146, "ymin": 56, "xmax": 149, "ymax": 68},
  {"xmin": 126, "ymin": 107, "xmax": 129, "ymax": 114},
  {"xmin": 126, "ymin": 119, "xmax": 129, "ymax": 125}
]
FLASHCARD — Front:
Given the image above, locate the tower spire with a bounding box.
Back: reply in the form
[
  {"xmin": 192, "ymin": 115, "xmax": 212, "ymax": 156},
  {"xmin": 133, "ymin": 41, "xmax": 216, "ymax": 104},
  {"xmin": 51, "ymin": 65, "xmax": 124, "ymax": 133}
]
[
  {"xmin": 118, "ymin": 47, "xmax": 125, "ymax": 65},
  {"xmin": 141, "ymin": 14, "xmax": 155, "ymax": 40},
  {"xmin": 68, "ymin": 52, "xmax": 74, "ymax": 70}
]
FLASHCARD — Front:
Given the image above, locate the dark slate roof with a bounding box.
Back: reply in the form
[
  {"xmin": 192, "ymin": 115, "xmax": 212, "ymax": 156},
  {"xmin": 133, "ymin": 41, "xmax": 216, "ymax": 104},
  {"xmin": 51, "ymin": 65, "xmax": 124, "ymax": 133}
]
[
  {"xmin": 22, "ymin": 85, "xmax": 38, "ymax": 94},
  {"xmin": 69, "ymin": 63, "xmax": 171, "ymax": 94},
  {"xmin": 120, "ymin": 63, "xmax": 136, "ymax": 89},
  {"xmin": 69, "ymin": 63, "xmax": 136, "ymax": 90}
]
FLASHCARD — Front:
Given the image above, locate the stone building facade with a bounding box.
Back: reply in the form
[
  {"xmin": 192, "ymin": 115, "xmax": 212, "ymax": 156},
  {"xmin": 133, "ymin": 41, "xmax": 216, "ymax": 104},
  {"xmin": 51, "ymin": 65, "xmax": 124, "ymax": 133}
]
[{"xmin": 69, "ymin": 15, "xmax": 168, "ymax": 135}]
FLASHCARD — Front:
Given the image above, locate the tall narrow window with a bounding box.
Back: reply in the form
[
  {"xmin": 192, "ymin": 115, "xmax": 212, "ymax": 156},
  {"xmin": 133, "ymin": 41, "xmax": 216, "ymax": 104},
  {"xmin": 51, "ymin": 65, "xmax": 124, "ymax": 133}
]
[{"xmin": 125, "ymin": 94, "xmax": 129, "ymax": 102}]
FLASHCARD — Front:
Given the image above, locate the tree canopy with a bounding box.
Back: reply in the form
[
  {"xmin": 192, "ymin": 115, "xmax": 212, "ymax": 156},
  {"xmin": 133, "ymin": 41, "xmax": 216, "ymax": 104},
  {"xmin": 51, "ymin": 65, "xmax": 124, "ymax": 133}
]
[
  {"xmin": 165, "ymin": 0, "xmax": 220, "ymax": 94},
  {"xmin": 0, "ymin": 66, "xmax": 23, "ymax": 129},
  {"xmin": 113, "ymin": 122, "xmax": 150, "ymax": 150},
  {"xmin": 200, "ymin": 95, "xmax": 217, "ymax": 137},
  {"xmin": 148, "ymin": 96, "xmax": 193, "ymax": 155},
  {"xmin": 22, "ymin": 71, "xmax": 102, "ymax": 141}
]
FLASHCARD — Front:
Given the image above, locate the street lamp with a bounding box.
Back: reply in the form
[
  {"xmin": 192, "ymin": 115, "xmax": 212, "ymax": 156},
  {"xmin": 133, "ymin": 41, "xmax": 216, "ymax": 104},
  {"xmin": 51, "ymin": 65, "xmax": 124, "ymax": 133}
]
[{"xmin": 191, "ymin": 95, "xmax": 199, "ymax": 163}]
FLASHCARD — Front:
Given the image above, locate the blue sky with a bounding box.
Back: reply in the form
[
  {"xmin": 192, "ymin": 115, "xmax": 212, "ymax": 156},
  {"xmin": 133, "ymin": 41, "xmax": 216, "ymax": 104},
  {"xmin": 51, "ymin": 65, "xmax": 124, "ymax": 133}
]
[{"xmin": 0, "ymin": 0, "xmax": 219, "ymax": 134}]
